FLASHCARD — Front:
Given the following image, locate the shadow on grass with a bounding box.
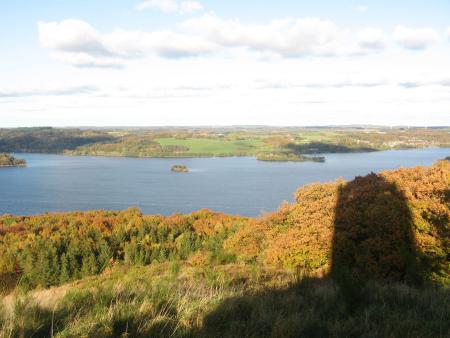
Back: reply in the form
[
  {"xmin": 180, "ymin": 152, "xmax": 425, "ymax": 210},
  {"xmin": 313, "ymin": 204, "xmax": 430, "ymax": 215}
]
[
  {"xmin": 330, "ymin": 174, "xmax": 422, "ymax": 310},
  {"xmin": 0, "ymin": 272, "xmax": 20, "ymax": 296},
  {"xmin": 199, "ymin": 276, "xmax": 450, "ymax": 338},
  {"xmin": 7, "ymin": 277, "xmax": 449, "ymax": 338}
]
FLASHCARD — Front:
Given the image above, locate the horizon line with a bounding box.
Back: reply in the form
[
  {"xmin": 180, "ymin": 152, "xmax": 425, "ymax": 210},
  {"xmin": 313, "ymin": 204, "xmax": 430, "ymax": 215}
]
[{"xmin": 1, "ymin": 125, "xmax": 450, "ymax": 129}]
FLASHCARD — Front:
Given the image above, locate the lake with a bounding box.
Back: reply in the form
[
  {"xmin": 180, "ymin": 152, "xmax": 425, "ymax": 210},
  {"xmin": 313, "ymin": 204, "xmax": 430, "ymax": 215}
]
[{"xmin": 0, "ymin": 148, "xmax": 448, "ymax": 216}]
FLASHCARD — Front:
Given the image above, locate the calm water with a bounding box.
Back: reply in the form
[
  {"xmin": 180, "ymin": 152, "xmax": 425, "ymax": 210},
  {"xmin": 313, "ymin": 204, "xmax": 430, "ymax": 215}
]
[{"xmin": 1, "ymin": 148, "xmax": 448, "ymax": 216}]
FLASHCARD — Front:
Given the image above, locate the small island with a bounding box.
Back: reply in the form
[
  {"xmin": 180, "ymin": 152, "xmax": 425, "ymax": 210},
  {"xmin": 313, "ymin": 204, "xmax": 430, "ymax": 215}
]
[
  {"xmin": 256, "ymin": 151, "xmax": 325, "ymax": 163},
  {"xmin": 171, "ymin": 164, "xmax": 189, "ymax": 172},
  {"xmin": 0, "ymin": 153, "xmax": 26, "ymax": 168}
]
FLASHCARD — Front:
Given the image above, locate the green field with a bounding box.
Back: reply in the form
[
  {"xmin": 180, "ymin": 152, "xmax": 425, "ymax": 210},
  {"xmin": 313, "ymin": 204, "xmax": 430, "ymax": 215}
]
[
  {"xmin": 156, "ymin": 137, "xmax": 271, "ymax": 155},
  {"xmin": 295, "ymin": 130, "xmax": 343, "ymax": 143}
]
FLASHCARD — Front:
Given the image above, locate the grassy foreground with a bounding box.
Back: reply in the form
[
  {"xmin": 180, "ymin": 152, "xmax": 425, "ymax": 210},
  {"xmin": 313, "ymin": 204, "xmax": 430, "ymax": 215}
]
[{"xmin": 1, "ymin": 263, "xmax": 449, "ymax": 338}]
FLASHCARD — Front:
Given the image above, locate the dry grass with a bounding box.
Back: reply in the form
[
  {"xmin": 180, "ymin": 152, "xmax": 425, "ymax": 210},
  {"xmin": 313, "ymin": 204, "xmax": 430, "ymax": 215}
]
[{"xmin": 1, "ymin": 263, "xmax": 449, "ymax": 338}]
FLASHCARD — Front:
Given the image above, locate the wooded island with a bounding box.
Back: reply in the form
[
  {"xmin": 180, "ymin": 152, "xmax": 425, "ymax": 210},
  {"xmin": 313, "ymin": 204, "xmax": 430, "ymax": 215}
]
[{"xmin": 171, "ymin": 164, "xmax": 189, "ymax": 172}]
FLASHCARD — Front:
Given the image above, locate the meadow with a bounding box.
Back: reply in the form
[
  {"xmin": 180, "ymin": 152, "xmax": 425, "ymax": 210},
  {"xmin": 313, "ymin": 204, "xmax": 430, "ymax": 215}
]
[
  {"xmin": 1, "ymin": 263, "xmax": 449, "ymax": 338},
  {"xmin": 155, "ymin": 137, "xmax": 270, "ymax": 156}
]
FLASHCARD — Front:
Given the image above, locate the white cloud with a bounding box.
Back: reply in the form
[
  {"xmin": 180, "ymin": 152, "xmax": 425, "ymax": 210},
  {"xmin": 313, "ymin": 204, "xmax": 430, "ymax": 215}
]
[
  {"xmin": 38, "ymin": 19, "xmax": 216, "ymax": 67},
  {"xmin": 393, "ymin": 25, "xmax": 440, "ymax": 49},
  {"xmin": 447, "ymin": 27, "xmax": 450, "ymax": 39},
  {"xmin": 0, "ymin": 85, "xmax": 98, "ymax": 98},
  {"xmin": 181, "ymin": 14, "xmax": 349, "ymax": 57},
  {"xmin": 398, "ymin": 78, "xmax": 450, "ymax": 88},
  {"xmin": 102, "ymin": 28, "xmax": 217, "ymax": 58},
  {"xmin": 37, "ymin": 17, "xmax": 353, "ymax": 67},
  {"xmin": 50, "ymin": 51, "xmax": 124, "ymax": 69},
  {"xmin": 180, "ymin": 0, "xmax": 203, "ymax": 13},
  {"xmin": 254, "ymin": 78, "xmax": 387, "ymax": 90},
  {"xmin": 357, "ymin": 28, "xmax": 385, "ymax": 50},
  {"xmin": 355, "ymin": 5, "xmax": 368, "ymax": 13},
  {"xmin": 136, "ymin": 0, "xmax": 178, "ymax": 12},
  {"xmin": 38, "ymin": 17, "xmax": 445, "ymax": 68},
  {"xmin": 3, "ymin": 50, "xmax": 450, "ymax": 126},
  {"xmin": 38, "ymin": 20, "xmax": 110, "ymax": 56},
  {"xmin": 136, "ymin": 0, "xmax": 203, "ymax": 14}
]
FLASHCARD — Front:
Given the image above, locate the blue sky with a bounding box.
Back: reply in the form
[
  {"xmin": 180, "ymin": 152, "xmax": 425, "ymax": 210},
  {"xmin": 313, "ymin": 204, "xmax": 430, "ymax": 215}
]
[{"xmin": 1, "ymin": 0, "xmax": 450, "ymax": 126}]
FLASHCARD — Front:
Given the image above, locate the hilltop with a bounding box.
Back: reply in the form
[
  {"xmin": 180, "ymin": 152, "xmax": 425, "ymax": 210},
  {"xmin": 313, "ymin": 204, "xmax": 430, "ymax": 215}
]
[{"xmin": 0, "ymin": 160, "xmax": 449, "ymax": 337}]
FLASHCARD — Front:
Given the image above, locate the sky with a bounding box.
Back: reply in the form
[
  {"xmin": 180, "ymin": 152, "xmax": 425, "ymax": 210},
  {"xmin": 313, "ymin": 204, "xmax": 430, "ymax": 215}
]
[{"xmin": 1, "ymin": 0, "xmax": 450, "ymax": 127}]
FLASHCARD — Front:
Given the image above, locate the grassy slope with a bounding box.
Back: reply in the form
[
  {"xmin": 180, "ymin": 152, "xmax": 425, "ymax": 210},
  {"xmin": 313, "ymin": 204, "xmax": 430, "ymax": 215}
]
[
  {"xmin": 1, "ymin": 263, "xmax": 449, "ymax": 338},
  {"xmin": 296, "ymin": 130, "xmax": 341, "ymax": 142}
]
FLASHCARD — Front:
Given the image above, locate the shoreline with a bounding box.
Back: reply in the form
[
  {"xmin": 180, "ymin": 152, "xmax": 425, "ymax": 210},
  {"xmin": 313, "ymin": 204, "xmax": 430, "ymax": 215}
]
[{"xmin": 8, "ymin": 145, "xmax": 447, "ymax": 160}]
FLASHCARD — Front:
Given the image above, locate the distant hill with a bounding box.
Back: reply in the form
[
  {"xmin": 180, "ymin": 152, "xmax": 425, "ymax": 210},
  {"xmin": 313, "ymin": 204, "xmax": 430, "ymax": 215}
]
[{"xmin": 0, "ymin": 126, "xmax": 449, "ymax": 158}]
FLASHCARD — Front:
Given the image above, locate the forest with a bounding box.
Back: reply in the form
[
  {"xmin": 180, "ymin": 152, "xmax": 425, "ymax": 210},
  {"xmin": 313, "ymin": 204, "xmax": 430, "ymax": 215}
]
[
  {"xmin": 0, "ymin": 126, "xmax": 449, "ymax": 160},
  {"xmin": 256, "ymin": 151, "xmax": 325, "ymax": 162},
  {"xmin": 0, "ymin": 160, "xmax": 448, "ymax": 337},
  {"xmin": 0, "ymin": 127, "xmax": 114, "ymax": 153}
]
